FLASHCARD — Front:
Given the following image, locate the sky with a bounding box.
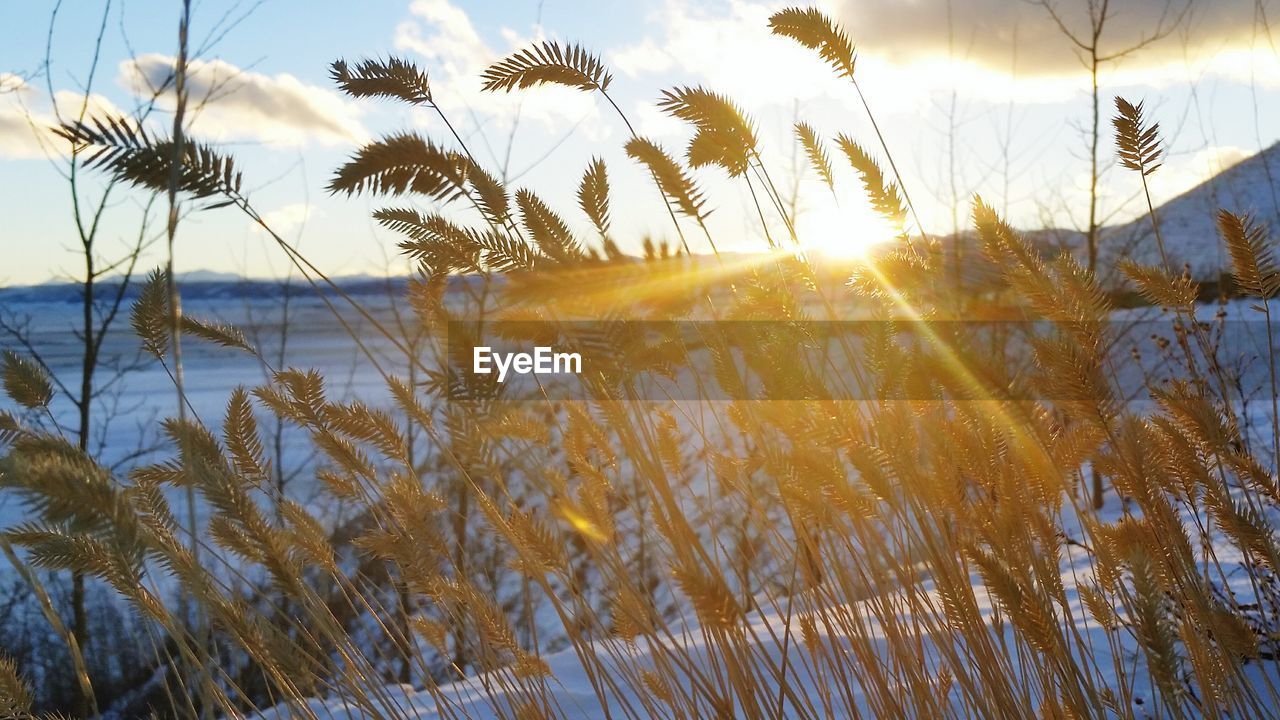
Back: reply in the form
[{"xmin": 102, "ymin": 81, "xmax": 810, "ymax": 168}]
[{"xmin": 4, "ymin": 0, "xmax": 1280, "ymax": 285}]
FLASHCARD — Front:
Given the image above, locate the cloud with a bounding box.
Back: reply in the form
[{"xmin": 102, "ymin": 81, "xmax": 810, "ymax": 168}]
[
  {"xmin": 1191, "ymin": 145, "xmax": 1251, "ymax": 176},
  {"xmin": 0, "ymin": 79, "xmax": 126, "ymax": 159},
  {"xmin": 3, "ymin": 54, "xmax": 359, "ymax": 158},
  {"xmin": 51, "ymin": 89, "xmax": 127, "ymax": 123},
  {"xmin": 608, "ymin": 0, "xmax": 1082, "ymax": 121},
  {"xmin": 254, "ymin": 202, "xmax": 315, "ymax": 235},
  {"xmin": 0, "ymin": 74, "xmax": 44, "ymax": 158},
  {"xmin": 393, "ymin": 0, "xmax": 603, "ymax": 134},
  {"xmin": 1152, "ymin": 144, "xmax": 1252, "ymax": 201},
  {"xmin": 614, "ymin": 2, "xmax": 853, "ymax": 108},
  {"xmin": 0, "ymin": 73, "xmax": 28, "ymax": 95},
  {"xmin": 0, "ymin": 107, "xmax": 44, "ymax": 159},
  {"xmin": 119, "ymin": 54, "xmax": 367, "ymax": 146},
  {"xmin": 611, "ymin": 38, "xmax": 676, "ymax": 77},
  {"xmin": 831, "ymin": 0, "xmax": 1255, "ymax": 78},
  {"xmin": 610, "ymin": 0, "xmax": 1280, "ymax": 115}
]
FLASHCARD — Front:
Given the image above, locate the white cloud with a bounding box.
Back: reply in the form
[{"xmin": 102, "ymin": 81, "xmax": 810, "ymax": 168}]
[
  {"xmin": 0, "ymin": 80, "xmax": 125, "ymax": 160},
  {"xmin": 0, "ymin": 107, "xmax": 45, "ymax": 159},
  {"xmin": 119, "ymin": 54, "xmax": 367, "ymax": 147},
  {"xmin": 1191, "ymin": 145, "xmax": 1250, "ymax": 176},
  {"xmin": 609, "ymin": 0, "xmax": 1280, "ymax": 115},
  {"xmin": 606, "ymin": 0, "xmax": 1075, "ymax": 123},
  {"xmin": 393, "ymin": 0, "xmax": 603, "ymax": 134},
  {"xmin": 1072, "ymin": 143, "xmax": 1256, "ymax": 229},
  {"xmin": 831, "ymin": 0, "xmax": 1255, "ymax": 77},
  {"xmin": 630, "ymin": 99, "xmax": 685, "ymax": 140},
  {"xmin": 51, "ymin": 89, "xmax": 126, "ymax": 124},
  {"xmin": 1153, "ymin": 144, "xmax": 1252, "ymax": 202},
  {"xmin": 0, "ymin": 73, "xmax": 28, "ymax": 94},
  {"xmin": 0, "ymin": 74, "xmax": 44, "ymax": 159},
  {"xmin": 613, "ymin": 2, "xmax": 855, "ymax": 108},
  {"xmin": 610, "ymin": 38, "xmax": 675, "ymax": 77},
  {"xmin": 255, "ymin": 202, "xmax": 315, "ymax": 235},
  {"xmin": 4, "ymin": 54, "xmax": 361, "ymax": 159}
]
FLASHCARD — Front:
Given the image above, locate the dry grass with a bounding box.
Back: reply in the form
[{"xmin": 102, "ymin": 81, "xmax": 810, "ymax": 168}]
[{"xmin": 4, "ymin": 6, "xmax": 1280, "ymax": 719}]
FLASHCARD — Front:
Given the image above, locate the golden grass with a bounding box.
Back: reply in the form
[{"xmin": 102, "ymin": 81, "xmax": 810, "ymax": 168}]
[{"xmin": 4, "ymin": 7, "xmax": 1280, "ymax": 719}]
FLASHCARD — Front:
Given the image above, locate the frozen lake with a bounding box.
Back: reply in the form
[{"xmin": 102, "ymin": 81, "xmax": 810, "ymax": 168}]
[
  {"xmin": 0, "ymin": 285, "xmax": 424, "ymax": 528},
  {"xmin": 6, "ymin": 283, "xmax": 1280, "ymax": 522}
]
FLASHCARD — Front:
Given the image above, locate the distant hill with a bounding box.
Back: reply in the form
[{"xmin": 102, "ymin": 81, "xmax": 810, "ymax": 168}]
[
  {"xmin": 1098, "ymin": 143, "xmax": 1280, "ymax": 281},
  {"xmin": 0, "ymin": 274, "xmax": 448, "ymax": 305},
  {"xmin": 926, "ymin": 144, "xmax": 1280, "ymax": 291},
  {"xmin": 176, "ymin": 270, "xmax": 250, "ymax": 284}
]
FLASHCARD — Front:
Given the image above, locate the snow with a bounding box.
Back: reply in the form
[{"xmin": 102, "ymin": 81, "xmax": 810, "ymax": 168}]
[
  {"xmin": 1098, "ymin": 142, "xmax": 1280, "ymax": 281},
  {"xmin": 248, "ymin": 508, "xmax": 1126, "ymax": 719},
  {"xmin": 7, "ymin": 282, "xmax": 1280, "ymax": 717},
  {"xmin": 243, "ymin": 297, "xmax": 1280, "ymax": 719},
  {"xmin": 0, "ymin": 290, "xmax": 412, "ymax": 522},
  {"xmin": 246, "ymin": 475, "xmax": 1280, "ymax": 719}
]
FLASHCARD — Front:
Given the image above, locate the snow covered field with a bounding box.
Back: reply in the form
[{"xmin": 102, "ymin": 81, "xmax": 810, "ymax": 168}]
[
  {"xmin": 0, "ymin": 288, "xmax": 414, "ymax": 524},
  {"xmin": 254, "ymin": 492, "xmax": 1280, "ymax": 719},
  {"xmin": 6, "ymin": 285, "xmax": 1280, "ymax": 718}
]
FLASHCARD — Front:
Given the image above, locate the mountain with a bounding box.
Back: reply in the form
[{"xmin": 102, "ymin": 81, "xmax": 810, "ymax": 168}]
[
  {"xmin": 0, "ymin": 274, "xmax": 437, "ymax": 305},
  {"xmin": 1098, "ymin": 142, "xmax": 1280, "ymax": 280},
  {"xmin": 928, "ymin": 143, "xmax": 1280, "ymax": 291},
  {"xmin": 177, "ymin": 270, "xmax": 246, "ymax": 283}
]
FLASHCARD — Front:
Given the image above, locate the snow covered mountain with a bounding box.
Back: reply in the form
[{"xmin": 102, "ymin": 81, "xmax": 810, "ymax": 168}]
[
  {"xmin": 931, "ymin": 143, "xmax": 1280, "ymax": 291},
  {"xmin": 1099, "ymin": 142, "xmax": 1280, "ymax": 280}
]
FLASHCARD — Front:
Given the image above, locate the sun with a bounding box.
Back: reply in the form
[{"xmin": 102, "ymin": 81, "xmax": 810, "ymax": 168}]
[{"xmin": 794, "ymin": 197, "xmax": 900, "ymax": 260}]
